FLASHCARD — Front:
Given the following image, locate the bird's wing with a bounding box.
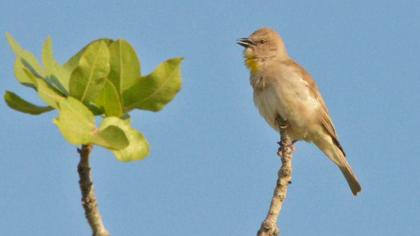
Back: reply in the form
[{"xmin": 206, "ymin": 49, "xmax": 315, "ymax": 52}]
[{"xmin": 286, "ymin": 60, "xmax": 346, "ymax": 156}]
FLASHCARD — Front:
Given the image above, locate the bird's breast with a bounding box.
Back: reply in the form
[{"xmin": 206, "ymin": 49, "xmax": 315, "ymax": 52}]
[{"xmin": 252, "ymin": 72, "xmax": 320, "ymax": 139}]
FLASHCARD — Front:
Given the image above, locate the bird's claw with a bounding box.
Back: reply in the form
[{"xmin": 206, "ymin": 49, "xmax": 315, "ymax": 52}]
[
  {"xmin": 278, "ymin": 123, "xmax": 288, "ymax": 130},
  {"xmin": 276, "ymin": 118, "xmax": 288, "ymax": 131}
]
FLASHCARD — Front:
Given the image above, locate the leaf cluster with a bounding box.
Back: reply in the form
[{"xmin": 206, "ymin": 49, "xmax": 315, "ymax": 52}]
[{"xmin": 4, "ymin": 34, "xmax": 183, "ymax": 162}]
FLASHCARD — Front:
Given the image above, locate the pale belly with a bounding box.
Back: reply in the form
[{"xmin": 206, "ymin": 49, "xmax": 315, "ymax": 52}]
[{"xmin": 253, "ymin": 78, "xmax": 320, "ymax": 141}]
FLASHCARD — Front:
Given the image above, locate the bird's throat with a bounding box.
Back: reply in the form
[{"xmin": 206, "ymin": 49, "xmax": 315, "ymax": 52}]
[{"xmin": 245, "ymin": 57, "xmax": 261, "ymax": 75}]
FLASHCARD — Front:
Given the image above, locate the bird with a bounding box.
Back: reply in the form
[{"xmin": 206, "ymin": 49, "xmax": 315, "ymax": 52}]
[{"xmin": 237, "ymin": 28, "xmax": 361, "ymax": 195}]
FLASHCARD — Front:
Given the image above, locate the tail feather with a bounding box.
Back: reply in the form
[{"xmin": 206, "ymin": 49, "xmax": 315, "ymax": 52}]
[
  {"xmin": 339, "ymin": 163, "xmax": 362, "ymax": 196},
  {"xmin": 315, "ymin": 137, "xmax": 362, "ymax": 196}
]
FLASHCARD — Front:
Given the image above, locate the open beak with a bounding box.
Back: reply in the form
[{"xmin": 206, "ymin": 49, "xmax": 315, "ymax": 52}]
[{"xmin": 237, "ymin": 38, "xmax": 255, "ymax": 48}]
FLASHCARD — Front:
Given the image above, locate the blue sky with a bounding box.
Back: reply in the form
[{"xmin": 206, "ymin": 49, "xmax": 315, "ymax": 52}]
[{"xmin": 1, "ymin": 1, "xmax": 419, "ymax": 235}]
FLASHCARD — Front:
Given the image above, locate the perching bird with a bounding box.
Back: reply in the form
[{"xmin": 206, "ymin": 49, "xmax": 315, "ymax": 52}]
[{"xmin": 238, "ymin": 28, "xmax": 361, "ymax": 195}]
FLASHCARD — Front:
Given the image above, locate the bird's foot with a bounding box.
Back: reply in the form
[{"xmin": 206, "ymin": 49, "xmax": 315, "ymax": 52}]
[
  {"xmin": 276, "ymin": 117, "xmax": 288, "ymax": 131},
  {"xmin": 278, "ymin": 123, "xmax": 288, "ymax": 130}
]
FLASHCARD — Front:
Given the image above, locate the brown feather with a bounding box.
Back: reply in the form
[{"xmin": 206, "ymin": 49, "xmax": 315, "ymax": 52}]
[{"xmin": 284, "ymin": 59, "xmax": 346, "ymax": 156}]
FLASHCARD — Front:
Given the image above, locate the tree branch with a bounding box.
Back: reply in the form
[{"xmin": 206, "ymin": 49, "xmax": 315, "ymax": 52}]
[
  {"xmin": 78, "ymin": 144, "xmax": 110, "ymax": 236},
  {"xmin": 257, "ymin": 118, "xmax": 294, "ymax": 236}
]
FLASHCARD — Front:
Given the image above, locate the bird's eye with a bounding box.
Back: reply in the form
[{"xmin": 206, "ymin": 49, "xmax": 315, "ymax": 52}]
[{"xmin": 259, "ymin": 39, "xmax": 266, "ymax": 44}]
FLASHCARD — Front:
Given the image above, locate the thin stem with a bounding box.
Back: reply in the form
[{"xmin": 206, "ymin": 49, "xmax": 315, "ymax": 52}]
[
  {"xmin": 78, "ymin": 144, "xmax": 110, "ymax": 236},
  {"xmin": 257, "ymin": 118, "xmax": 294, "ymax": 236}
]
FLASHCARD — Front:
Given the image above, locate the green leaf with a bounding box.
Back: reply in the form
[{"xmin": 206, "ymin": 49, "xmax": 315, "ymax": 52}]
[
  {"xmin": 54, "ymin": 97, "xmax": 128, "ymax": 150},
  {"xmin": 69, "ymin": 41, "xmax": 110, "ymax": 103},
  {"xmin": 23, "ymin": 68, "xmax": 65, "ymax": 108},
  {"xmin": 14, "ymin": 59, "xmax": 37, "ymax": 89},
  {"xmin": 6, "ymin": 33, "xmax": 44, "ymax": 88},
  {"xmin": 42, "ymin": 36, "xmax": 70, "ymax": 94},
  {"xmin": 123, "ymin": 58, "xmax": 183, "ymax": 112},
  {"xmin": 37, "ymin": 78, "xmax": 65, "ymax": 108},
  {"xmin": 6, "ymin": 33, "xmax": 44, "ymax": 78},
  {"xmin": 54, "ymin": 97, "xmax": 96, "ymax": 145},
  {"xmin": 99, "ymin": 117, "xmax": 150, "ymax": 162},
  {"xmin": 4, "ymin": 91, "xmax": 53, "ymax": 115},
  {"xmin": 109, "ymin": 39, "xmax": 140, "ymax": 93},
  {"xmin": 86, "ymin": 103, "xmax": 105, "ymax": 116},
  {"xmin": 63, "ymin": 45, "xmax": 87, "ymax": 73},
  {"xmin": 64, "ymin": 39, "xmax": 113, "ymax": 73},
  {"xmin": 93, "ymin": 78, "xmax": 123, "ymax": 117},
  {"xmin": 92, "ymin": 125, "xmax": 129, "ymax": 150}
]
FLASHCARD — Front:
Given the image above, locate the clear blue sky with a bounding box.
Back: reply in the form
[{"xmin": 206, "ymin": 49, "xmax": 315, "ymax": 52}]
[{"xmin": 0, "ymin": 1, "xmax": 419, "ymax": 235}]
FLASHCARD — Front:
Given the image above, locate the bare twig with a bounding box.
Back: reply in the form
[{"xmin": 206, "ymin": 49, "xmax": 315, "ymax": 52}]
[
  {"xmin": 257, "ymin": 118, "xmax": 294, "ymax": 236},
  {"xmin": 78, "ymin": 144, "xmax": 110, "ymax": 236}
]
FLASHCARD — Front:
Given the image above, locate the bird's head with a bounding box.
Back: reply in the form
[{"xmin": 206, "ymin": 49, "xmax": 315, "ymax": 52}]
[{"xmin": 238, "ymin": 28, "xmax": 288, "ymax": 73}]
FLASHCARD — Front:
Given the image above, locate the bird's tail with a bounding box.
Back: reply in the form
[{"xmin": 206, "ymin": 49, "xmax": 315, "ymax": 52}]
[
  {"xmin": 338, "ymin": 160, "xmax": 362, "ymax": 196},
  {"xmin": 316, "ymin": 139, "xmax": 362, "ymax": 196}
]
